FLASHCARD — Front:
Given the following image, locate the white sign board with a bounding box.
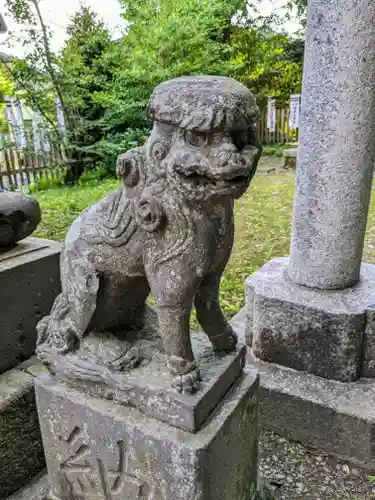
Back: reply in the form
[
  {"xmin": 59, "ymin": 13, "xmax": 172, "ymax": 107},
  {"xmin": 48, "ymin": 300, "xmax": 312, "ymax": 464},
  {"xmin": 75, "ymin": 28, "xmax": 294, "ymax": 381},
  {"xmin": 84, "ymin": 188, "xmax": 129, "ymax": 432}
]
[
  {"xmin": 55, "ymin": 97, "xmax": 66, "ymax": 135},
  {"xmin": 4, "ymin": 96, "xmax": 26, "ymax": 147},
  {"xmin": 32, "ymin": 110, "xmax": 50, "ymax": 152},
  {"xmin": 289, "ymin": 94, "xmax": 301, "ymax": 130},
  {"xmin": 12, "ymin": 97, "xmax": 27, "ymax": 147},
  {"xmin": 267, "ymin": 98, "xmax": 276, "ymax": 132}
]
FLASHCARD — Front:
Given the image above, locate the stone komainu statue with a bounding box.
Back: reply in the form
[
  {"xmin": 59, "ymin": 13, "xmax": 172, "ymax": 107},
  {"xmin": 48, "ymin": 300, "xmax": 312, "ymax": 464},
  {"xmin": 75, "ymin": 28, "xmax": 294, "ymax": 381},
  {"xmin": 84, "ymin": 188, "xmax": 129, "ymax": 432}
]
[{"xmin": 36, "ymin": 76, "xmax": 261, "ymax": 393}]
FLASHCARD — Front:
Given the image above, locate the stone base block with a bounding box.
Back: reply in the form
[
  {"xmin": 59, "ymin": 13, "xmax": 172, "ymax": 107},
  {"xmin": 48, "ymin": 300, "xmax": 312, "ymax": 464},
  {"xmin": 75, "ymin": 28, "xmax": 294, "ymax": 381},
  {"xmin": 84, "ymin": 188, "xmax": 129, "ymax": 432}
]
[
  {"xmin": 0, "ymin": 237, "xmax": 61, "ymax": 374},
  {"xmin": 6, "ymin": 471, "xmax": 50, "ymax": 500},
  {"xmin": 36, "ymin": 371, "xmax": 260, "ymax": 500},
  {"xmin": 52, "ymin": 312, "xmax": 246, "ymax": 432},
  {"xmin": 231, "ymin": 309, "xmax": 375, "ymax": 469},
  {"xmin": 245, "ymin": 257, "xmax": 375, "ymax": 381},
  {"xmin": 5, "ymin": 472, "xmax": 274, "ymax": 500},
  {"xmin": 282, "ymin": 148, "xmax": 297, "ymax": 170},
  {"xmin": 0, "ymin": 359, "xmax": 47, "ymax": 499}
]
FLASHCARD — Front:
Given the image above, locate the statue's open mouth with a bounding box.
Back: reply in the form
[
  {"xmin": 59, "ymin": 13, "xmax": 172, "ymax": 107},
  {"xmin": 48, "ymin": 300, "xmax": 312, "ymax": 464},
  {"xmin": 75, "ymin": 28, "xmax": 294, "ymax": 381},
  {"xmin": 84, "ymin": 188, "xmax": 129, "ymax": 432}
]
[{"xmin": 175, "ymin": 167, "xmax": 249, "ymax": 190}]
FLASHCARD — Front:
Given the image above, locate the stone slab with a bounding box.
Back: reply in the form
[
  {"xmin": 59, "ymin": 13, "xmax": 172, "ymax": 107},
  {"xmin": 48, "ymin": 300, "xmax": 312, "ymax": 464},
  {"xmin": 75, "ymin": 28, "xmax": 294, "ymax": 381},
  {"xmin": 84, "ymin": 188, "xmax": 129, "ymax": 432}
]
[
  {"xmin": 52, "ymin": 328, "xmax": 246, "ymax": 433},
  {"xmin": 6, "ymin": 471, "xmax": 50, "ymax": 500},
  {"xmin": 245, "ymin": 257, "xmax": 375, "ymax": 381},
  {"xmin": 0, "ymin": 237, "xmax": 48, "ymax": 261},
  {"xmin": 231, "ymin": 309, "xmax": 375, "ymax": 469},
  {"xmin": 0, "ymin": 365, "xmax": 46, "ymax": 498},
  {"xmin": 36, "ymin": 370, "xmax": 260, "ymax": 500},
  {"xmin": 0, "ymin": 237, "xmax": 61, "ymax": 374}
]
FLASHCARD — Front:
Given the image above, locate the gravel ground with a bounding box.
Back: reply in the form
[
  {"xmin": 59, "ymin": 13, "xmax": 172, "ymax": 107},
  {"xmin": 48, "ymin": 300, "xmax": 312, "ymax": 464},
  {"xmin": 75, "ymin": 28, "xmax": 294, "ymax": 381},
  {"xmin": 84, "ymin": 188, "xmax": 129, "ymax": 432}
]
[{"xmin": 259, "ymin": 429, "xmax": 375, "ymax": 499}]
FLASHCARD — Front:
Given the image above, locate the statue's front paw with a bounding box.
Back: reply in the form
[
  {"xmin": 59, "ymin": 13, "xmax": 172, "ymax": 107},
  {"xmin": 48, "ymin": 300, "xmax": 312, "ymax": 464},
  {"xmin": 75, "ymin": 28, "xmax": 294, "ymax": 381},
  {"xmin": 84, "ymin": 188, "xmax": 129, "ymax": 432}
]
[
  {"xmin": 172, "ymin": 368, "xmax": 201, "ymax": 394},
  {"xmin": 210, "ymin": 327, "xmax": 238, "ymax": 353},
  {"xmin": 168, "ymin": 357, "xmax": 201, "ymax": 394},
  {"xmin": 111, "ymin": 346, "xmax": 140, "ymax": 371}
]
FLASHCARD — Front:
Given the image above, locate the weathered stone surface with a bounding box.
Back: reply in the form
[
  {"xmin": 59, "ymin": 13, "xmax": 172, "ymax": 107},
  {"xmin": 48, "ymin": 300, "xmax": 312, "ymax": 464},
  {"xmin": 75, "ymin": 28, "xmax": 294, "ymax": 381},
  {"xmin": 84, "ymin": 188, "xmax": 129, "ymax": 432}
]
[
  {"xmin": 47, "ymin": 315, "xmax": 246, "ymax": 432},
  {"xmin": 232, "ymin": 309, "xmax": 375, "ymax": 469},
  {"xmin": 19, "ymin": 354, "xmax": 48, "ymax": 378},
  {"xmin": 245, "ymin": 257, "xmax": 375, "ymax": 381},
  {"xmin": 362, "ymin": 306, "xmax": 375, "ymax": 378},
  {"xmin": 0, "ymin": 192, "xmax": 41, "ymax": 247},
  {"xmin": 282, "ymin": 148, "xmax": 297, "ymax": 170},
  {"xmin": 6, "ymin": 472, "xmax": 50, "ymax": 500},
  {"xmin": 36, "ymin": 76, "xmax": 261, "ymax": 394},
  {"xmin": 36, "ymin": 371, "xmax": 260, "ymax": 500},
  {"xmin": 7, "ymin": 470, "xmax": 273, "ymax": 500},
  {"xmin": 0, "ymin": 237, "xmax": 61, "ymax": 374},
  {"xmin": 288, "ymin": 0, "xmax": 375, "ymax": 290},
  {"xmin": 0, "ymin": 366, "xmax": 45, "ymax": 498}
]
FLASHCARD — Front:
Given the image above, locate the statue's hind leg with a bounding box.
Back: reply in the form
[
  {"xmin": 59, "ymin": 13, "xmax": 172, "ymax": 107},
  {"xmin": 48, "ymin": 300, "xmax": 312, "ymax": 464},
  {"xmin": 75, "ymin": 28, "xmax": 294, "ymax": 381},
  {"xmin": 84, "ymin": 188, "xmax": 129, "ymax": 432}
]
[
  {"xmin": 194, "ymin": 271, "xmax": 238, "ymax": 352},
  {"xmin": 36, "ymin": 253, "xmax": 100, "ymax": 362}
]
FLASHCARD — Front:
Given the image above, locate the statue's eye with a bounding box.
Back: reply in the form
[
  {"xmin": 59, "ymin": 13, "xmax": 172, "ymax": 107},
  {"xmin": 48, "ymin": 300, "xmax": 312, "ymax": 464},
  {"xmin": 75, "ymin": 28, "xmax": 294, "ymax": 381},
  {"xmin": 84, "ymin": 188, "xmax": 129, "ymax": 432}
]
[
  {"xmin": 231, "ymin": 130, "xmax": 248, "ymax": 152},
  {"xmin": 185, "ymin": 131, "xmax": 208, "ymax": 148}
]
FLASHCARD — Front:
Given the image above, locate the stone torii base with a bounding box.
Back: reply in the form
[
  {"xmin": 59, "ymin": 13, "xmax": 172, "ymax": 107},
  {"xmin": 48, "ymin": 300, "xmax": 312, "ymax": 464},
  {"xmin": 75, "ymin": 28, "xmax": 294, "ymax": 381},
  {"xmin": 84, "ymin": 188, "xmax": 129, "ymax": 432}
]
[{"xmin": 230, "ymin": 260, "xmax": 375, "ymax": 469}]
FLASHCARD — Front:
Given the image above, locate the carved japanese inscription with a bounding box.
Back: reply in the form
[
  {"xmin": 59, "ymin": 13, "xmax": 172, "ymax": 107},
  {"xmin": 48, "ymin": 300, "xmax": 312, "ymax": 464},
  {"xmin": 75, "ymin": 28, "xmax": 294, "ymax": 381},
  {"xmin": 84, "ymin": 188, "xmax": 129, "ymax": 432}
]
[{"xmin": 58, "ymin": 427, "xmax": 147, "ymax": 500}]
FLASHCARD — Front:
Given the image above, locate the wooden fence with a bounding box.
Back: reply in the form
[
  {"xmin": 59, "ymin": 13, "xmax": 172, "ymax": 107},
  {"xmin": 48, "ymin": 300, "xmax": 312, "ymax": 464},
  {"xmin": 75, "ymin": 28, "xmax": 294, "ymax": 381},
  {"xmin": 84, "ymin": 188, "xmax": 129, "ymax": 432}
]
[
  {"xmin": 0, "ymin": 107, "xmax": 297, "ymax": 191},
  {"xmin": 0, "ymin": 133, "xmax": 66, "ymax": 190},
  {"xmin": 256, "ymin": 107, "xmax": 299, "ymax": 145}
]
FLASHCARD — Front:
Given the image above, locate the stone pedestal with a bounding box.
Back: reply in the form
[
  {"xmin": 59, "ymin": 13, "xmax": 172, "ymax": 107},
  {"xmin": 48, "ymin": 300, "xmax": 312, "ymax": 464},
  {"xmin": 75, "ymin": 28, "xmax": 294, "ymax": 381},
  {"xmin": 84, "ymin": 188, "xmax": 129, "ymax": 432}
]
[
  {"xmin": 36, "ymin": 367, "xmax": 260, "ymax": 500},
  {"xmin": 0, "ymin": 237, "xmax": 61, "ymax": 498},
  {"xmin": 231, "ymin": 310, "xmax": 375, "ymax": 468},
  {"xmin": 0, "ymin": 358, "xmax": 47, "ymax": 499},
  {"xmin": 246, "ymin": 258, "xmax": 375, "ymax": 382},
  {"xmin": 0, "ymin": 237, "xmax": 61, "ymax": 374}
]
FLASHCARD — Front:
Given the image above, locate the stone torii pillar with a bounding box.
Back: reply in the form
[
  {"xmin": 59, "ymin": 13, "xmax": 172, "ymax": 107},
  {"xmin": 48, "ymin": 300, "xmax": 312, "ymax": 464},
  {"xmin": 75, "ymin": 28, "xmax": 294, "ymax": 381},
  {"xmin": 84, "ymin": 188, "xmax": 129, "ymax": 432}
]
[
  {"xmin": 241, "ymin": 0, "xmax": 375, "ymax": 467},
  {"xmin": 288, "ymin": 0, "xmax": 375, "ymax": 291}
]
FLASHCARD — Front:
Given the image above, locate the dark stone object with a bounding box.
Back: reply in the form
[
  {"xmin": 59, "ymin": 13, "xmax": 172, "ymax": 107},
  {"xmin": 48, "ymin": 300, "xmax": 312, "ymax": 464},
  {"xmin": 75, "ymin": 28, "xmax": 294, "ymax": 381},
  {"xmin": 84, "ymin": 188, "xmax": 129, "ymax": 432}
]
[
  {"xmin": 0, "ymin": 237, "xmax": 61, "ymax": 374},
  {"xmin": 0, "ymin": 192, "xmax": 41, "ymax": 248},
  {"xmin": 0, "ymin": 366, "xmax": 45, "ymax": 499},
  {"xmin": 36, "ymin": 76, "xmax": 262, "ymax": 393}
]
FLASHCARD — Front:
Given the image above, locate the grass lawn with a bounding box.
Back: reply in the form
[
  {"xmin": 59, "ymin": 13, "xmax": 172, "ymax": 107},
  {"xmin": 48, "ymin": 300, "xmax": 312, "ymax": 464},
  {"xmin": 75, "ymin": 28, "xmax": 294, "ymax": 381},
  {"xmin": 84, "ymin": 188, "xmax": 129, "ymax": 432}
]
[{"xmin": 32, "ymin": 171, "xmax": 375, "ymax": 320}]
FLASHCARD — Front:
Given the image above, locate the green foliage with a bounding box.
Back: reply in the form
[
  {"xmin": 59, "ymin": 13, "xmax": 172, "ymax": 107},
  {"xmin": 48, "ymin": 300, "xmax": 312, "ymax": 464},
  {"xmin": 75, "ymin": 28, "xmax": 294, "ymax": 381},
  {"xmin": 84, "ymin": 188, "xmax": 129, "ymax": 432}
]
[
  {"xmin": 78, "ymin": 165, "xmax": 110, "ymax": 184},
  {"xmin": 292, "ymin": 0, "xmax": 307, "ymax": 19},
  {"xmin": 262, "ymin": 144, "xmax": 286, "ymax": 157},
  {"xmin": 0, "ymin": 63, "xmax": 13, "ymax": 129},
  {"xmin": 58, "ymin": 5, "xmax": 118, "ymax": 177},
  {"xmin": 231, "ymin": 26, "xmax": 303, "ymax": 103},
  {"xmin": 6, "ymin": 0, "xmax": 305, "ymax": 182},
  {"xmin": 285, "ymin": 0, "xmax": 307, "ymax": 27},
  {"xmin": 5, "ymin": 0, "xmax": 64, "ymax": 131},
  {"xmin": 99, "ymin": 0, "xmax": 246, "ymax": 141},
  {"xmin": 28, "ymin": 173, "xmax": 65, "ymax": 193},
  {"xmin": 32, "ymin": 178, "xmax": 119, "ymax": 240}
]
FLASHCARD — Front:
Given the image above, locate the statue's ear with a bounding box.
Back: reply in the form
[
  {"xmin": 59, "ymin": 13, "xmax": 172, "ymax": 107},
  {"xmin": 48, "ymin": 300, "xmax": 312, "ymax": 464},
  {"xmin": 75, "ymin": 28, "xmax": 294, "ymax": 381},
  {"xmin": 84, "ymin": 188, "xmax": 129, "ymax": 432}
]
[{"xmin": 116, "ymin": 148, "xmax": 144, "ymax": 187}]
